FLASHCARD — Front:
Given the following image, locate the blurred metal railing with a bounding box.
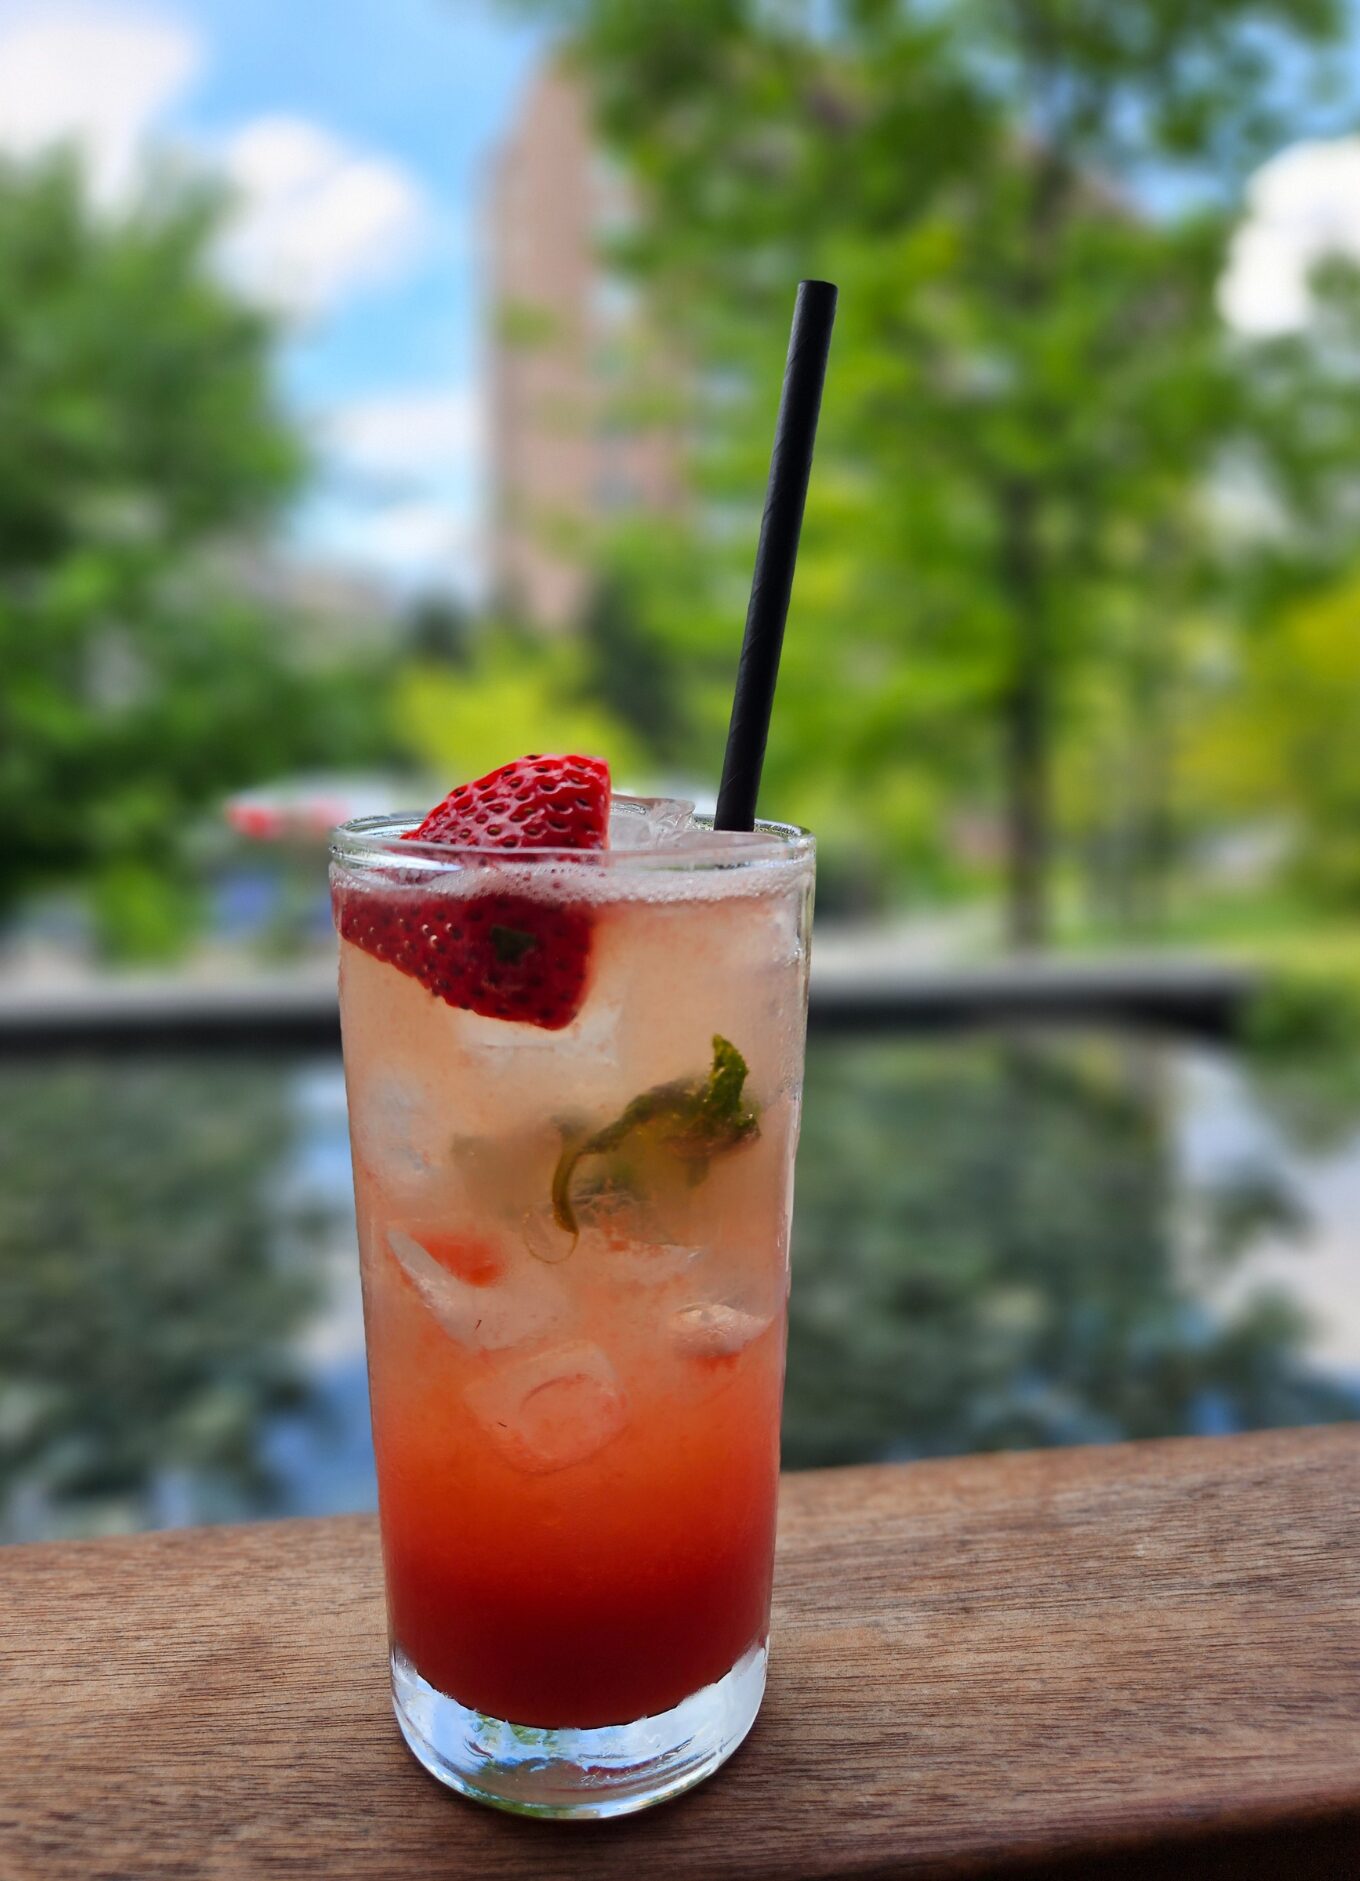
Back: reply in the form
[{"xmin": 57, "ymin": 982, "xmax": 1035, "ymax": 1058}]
[{"xmin": 0, "ymin": 955, "xmax": 1256, "ymax": 1057}]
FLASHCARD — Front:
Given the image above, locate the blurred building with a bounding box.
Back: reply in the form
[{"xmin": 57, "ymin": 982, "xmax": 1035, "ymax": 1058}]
[{"xmin": 487, "ymin": 66, "xmax": 682, "ymax": 629}]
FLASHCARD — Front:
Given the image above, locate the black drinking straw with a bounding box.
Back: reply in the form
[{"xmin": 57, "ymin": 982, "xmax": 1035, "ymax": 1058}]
[{"xmin": 714, "ymin": 278, "xmax": 838, "ymax": 832}]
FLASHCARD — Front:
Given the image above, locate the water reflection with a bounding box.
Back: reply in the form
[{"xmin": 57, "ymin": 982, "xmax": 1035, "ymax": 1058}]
[
  {"xmin": 1, "ymin": 1033, "xmax": 1356, "ymax": 1541},
  {"xmin": 784, "ymin": 1035, "xmax": 1360, "ymax": 1467},
  {"xmin": 0, "ymin": 1059, "xmax": 349, "ymax": 1540}
]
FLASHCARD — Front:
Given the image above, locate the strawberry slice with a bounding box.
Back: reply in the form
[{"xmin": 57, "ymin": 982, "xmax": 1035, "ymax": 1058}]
[
  {"xmin": 391, "ymin": 1223, "xmax": 505, "ymax": 1287},
  {"xmin": 403, "ymin": 753, "xmax": 610, "ymax": 852},
  {"xmin": 333, "ymin": 753, "xmax": 610, "ymax": 1030},
  {"xmin": 335, "ymin": 885, "xmax": 595, "ymax": 1029}
]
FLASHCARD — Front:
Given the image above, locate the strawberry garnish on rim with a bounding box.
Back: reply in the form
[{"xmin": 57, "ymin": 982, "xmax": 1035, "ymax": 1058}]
[
  {"xmin": 333, "ymin": 753, "xmax": 610, "ymax": 1031},
  {"xmin": 403, "ymin": 753, "xmax": 610, "ymax": 852}
]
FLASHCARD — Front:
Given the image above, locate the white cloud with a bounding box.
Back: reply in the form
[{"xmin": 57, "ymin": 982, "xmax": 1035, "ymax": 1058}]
[
  {"xmin": 307, "ymin": 497, "xmax": 478, "ymax": 593},
  {"xmin": 308, "ymin": 385, "xmax": 485, "ymax": 592},
  {"xmin": 0, "ymin": 1, "xmax": 200, "ymax": 204},
  {"xmin": 0, "ymin": 6, "xmax": 431, "ymax": 317},
  {"xmin": 354, "ymin": 500, "xmax": 470, "ymax": 565},
  {"xmin": 326, "ymin": 388, "xmax": 482, "ymax": 477},
  {"xmin": 1221, "ymin": 138, "xmax": 1360, "ymax": 336},
  {"xmin": 216, "ymin": 115, "xmax": 430, "ymax": 317}
]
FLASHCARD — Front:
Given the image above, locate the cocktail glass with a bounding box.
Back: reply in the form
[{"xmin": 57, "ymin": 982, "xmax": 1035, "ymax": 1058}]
[{"xmin": 330, "ymin": 799, "xmax": 814, "ymax": 1817}]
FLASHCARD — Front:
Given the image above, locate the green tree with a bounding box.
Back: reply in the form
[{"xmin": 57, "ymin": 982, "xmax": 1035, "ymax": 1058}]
[
  {"xmin": 519, "ymin": 1, "xmax": 1360, "ymax": 943},
  {"xmin": 0, "ymin": 153, "xmax": 381, "ymax": 952},
  {"xmin": 1187, "ymin": 566, "xmax": 1360, "ymax": 905},
  {"xmin": 405, "ymin": 591, "xmax": 475, "ymax": 666},
  {"xmin": 579, "ymin": 572, "xmax": 687, "ymax": 761},
  {"xmin": 394, "ymin": 626, "xmax": 646, "ymax": 787}
]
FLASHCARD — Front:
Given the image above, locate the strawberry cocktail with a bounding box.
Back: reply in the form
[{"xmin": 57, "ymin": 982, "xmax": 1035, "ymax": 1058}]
[{"xmin": 331, "ymin": 754, "xmax": 814, "ymax": 1816}]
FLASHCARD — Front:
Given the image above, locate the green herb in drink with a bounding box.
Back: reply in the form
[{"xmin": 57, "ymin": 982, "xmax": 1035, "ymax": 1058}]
[{"xmin": 552, "ymin": 1035, "xmax": 760, "ymax": 1237}]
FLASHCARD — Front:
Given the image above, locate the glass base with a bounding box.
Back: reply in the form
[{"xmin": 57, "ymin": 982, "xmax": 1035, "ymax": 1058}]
[{"xmin": 391, "ymin": 1642, "xmax": 767, "ymax": 1819}]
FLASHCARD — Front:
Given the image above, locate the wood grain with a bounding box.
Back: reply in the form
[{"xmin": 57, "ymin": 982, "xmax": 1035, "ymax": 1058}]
[{"xmin": 1, "ymin": 1428, "xmax": 1357, "ymax": 1880}]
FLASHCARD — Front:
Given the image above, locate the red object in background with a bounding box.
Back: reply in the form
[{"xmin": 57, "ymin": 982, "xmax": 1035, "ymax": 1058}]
[
  {"xmin": 225, "ymin": 777, "xmax": 405, "ymax": 844},
  {"xmin": 227, "ymin": 801, "xmax": 284, "ymax": 840}
]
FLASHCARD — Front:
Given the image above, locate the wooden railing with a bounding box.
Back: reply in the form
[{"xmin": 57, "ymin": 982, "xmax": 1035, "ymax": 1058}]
[{"xmin": 3, "ymin": 1426, "xmax": 1355, "ymax": 1877}]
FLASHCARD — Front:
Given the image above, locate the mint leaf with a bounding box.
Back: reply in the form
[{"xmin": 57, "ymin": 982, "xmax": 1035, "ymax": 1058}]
[
  {"xmin": 551, "ymin": 1034, "xmax": 759, "ymax": 1237},
  {"xmin": 696, "ymin": 1034, "xmax": 758, "ymax": 1143}
]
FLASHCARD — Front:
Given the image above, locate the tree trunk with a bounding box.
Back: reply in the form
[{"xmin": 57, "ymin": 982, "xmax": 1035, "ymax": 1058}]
[{"xmin": 1000, "ymin": 478, "xmax": 1049, "ymax": 951}]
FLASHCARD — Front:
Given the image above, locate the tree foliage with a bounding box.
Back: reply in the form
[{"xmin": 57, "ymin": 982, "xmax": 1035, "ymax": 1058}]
[
  {"xmin": 0, "ymin": 154, "xmax": 387, "ymax": 951},
  {"xmin": 394, "ymin": 626, "xmax": 646, "ymax": 790},
  {"xmin": 1188, "ymin": 568, "xmax": 1360, "ymax": 903},
  {"xmin": 520, "ymin": 0, "xmax": 1360, "ymax": 940}
]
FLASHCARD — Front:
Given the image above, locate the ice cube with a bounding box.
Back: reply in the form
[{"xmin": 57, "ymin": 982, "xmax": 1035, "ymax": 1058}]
[
  {"xmin": 455, "ymin": 979, "xmax": 622, "ymax": 1056},
  {"xmin": 607, "ymin": 797, "xmax": 696, "ymax": 849},
  {"xmin": 442, "ymin": 987, "xmax": 625, "ymax": 1138},
  {"xmin": 670, "ymin": 1299, "xmax": 775, "ymax": 1358},
  {"xmin": 350, "ymin": 1075, "xmax": 438, "ymax": 1187},
  {"xmin": 594, "ymin": 1234, "xmax": 704, "ymax": 1288},
  {"xmin": 661, "ymin": 829, "xmax": 778, "ymax": 855},
  {"xmin": 550, "ymin": 1177, "xmax": 704, "ymax": 1285},
  {"xmin": 465, "ymin": 1341, "xmax": 628, "ymax": 1473},
  {"xmin": 387, "ymin": 1227, "xmax": 567, "ymax": 1350}
]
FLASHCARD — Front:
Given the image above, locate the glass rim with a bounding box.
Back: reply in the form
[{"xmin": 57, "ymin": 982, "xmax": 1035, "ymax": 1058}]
[{"xmin": 329, "ymin": 795, "xmax": 815, "ymax": 876}]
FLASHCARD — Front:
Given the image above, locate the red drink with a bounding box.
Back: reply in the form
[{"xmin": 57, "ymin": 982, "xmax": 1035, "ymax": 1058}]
[{"xmin": 332, "ymin": 795, "xmax": 813, "ymax": 1814}]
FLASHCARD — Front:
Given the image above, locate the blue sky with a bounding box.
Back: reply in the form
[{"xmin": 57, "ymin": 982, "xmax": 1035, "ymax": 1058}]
[
  {"xmin": 0, "ymin": 0, "xmax": 548, "ymax": 596},
  {"xmin": 174, "ymin": 0, "xmax": 541, "ymax": 401}
]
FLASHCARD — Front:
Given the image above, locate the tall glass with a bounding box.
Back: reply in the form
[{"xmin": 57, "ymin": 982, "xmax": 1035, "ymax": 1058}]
[{"xmin": 330, "ymin": 802, "xmax": 814, "ymax": 1817}]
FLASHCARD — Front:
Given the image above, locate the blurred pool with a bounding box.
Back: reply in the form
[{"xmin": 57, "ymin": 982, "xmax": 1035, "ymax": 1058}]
[{"xmin": 2, "ymin": 1032, "xmax": 1357, "ymax": 1541}]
